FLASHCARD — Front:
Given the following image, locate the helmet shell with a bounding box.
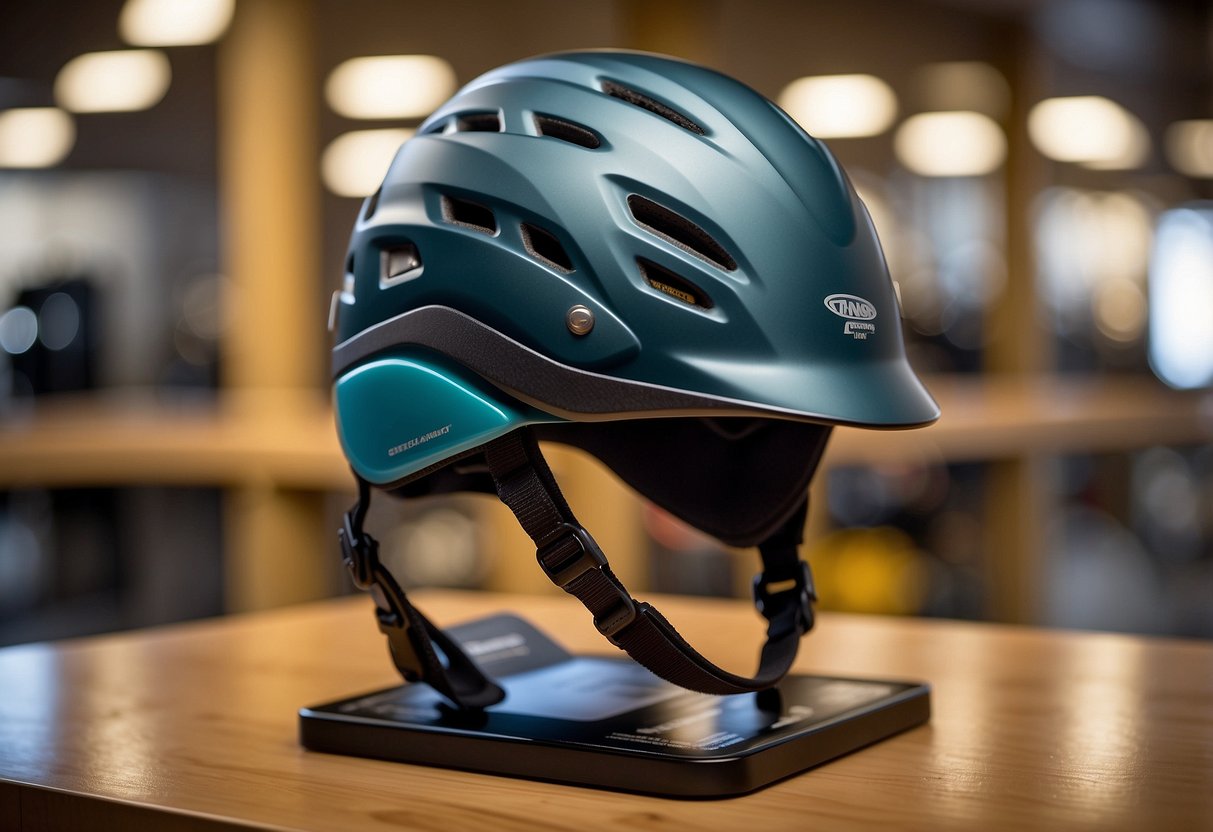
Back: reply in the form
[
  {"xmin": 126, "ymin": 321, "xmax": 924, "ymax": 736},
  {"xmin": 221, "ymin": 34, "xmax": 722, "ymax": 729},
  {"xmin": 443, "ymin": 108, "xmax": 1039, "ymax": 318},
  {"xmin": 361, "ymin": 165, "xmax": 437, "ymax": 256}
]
[{"xmin": 333, "ymin": 51, "xmax": 937, "ymax": 485}]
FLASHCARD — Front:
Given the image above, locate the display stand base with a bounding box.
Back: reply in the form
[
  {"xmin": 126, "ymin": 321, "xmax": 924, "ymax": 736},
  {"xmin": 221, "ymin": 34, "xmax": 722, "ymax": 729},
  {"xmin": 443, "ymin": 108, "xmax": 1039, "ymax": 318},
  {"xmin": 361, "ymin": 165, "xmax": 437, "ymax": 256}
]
[{"xmin": 300, "ymin": 614, "xmax": 930, "ymax": 798}]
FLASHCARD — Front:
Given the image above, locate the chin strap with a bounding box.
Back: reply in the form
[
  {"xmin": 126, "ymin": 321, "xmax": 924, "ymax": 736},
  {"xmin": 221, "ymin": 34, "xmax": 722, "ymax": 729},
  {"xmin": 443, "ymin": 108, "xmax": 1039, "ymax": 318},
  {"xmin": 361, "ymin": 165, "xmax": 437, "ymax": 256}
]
[
  {"xmin": 339, "ymin": 427, "xmax": 817, "ymax": 709},
  {"xmin": 483, "ymin": 428, "xmax": 816, "ymax": 696},
  {"xmin": 339, "ymin": 476, "xmax": 505, "ymax": 710}
]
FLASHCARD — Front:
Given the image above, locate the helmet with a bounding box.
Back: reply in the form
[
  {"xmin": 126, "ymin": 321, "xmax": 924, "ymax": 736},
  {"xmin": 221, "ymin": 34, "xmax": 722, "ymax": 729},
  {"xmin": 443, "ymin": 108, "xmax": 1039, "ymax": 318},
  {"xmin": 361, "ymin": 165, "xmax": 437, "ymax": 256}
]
[{"xmin": 331, "ymin": 50, "xmax": 938, "ymax": 709}]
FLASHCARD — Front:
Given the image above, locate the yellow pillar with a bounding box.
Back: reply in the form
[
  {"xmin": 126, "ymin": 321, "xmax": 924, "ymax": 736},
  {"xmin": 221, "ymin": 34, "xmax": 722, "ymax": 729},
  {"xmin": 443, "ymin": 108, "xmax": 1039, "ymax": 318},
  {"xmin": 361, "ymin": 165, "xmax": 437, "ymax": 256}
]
[{"xmin": 217, "ymin": 0, "xmax": 329, "ymax": 611}]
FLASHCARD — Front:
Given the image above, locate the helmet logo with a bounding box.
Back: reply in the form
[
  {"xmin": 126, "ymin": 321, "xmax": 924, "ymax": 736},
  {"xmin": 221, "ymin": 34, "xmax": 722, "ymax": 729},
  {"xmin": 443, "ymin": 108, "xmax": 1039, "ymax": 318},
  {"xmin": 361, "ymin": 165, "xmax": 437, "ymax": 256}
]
[
  {"xmin": 824, "ymin": 294, "xmax": 877, "ymax": 340},
  {"xmin": 824, "ymin": 294, "xmax": 877, "ymax": 320}
]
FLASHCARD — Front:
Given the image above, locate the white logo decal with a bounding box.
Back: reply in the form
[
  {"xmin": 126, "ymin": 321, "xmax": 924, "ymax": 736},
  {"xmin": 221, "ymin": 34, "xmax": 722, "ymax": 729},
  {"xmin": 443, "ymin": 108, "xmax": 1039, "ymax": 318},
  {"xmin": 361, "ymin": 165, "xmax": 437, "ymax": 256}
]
[
  {"xmin": 825, "ymin": 294, "xmax": 878, "ymax": 339},
  {"xmin": 388, "ymin": 423, "xmax": 451, "ymax": 457}
]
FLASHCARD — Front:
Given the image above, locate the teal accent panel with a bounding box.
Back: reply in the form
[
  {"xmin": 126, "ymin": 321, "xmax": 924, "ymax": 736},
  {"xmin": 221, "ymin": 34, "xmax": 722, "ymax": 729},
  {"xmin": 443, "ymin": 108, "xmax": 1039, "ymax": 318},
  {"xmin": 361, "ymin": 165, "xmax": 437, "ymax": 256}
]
[{"xmin": 335, "ymin": 354, "xmax": 558, "ymax": 485}]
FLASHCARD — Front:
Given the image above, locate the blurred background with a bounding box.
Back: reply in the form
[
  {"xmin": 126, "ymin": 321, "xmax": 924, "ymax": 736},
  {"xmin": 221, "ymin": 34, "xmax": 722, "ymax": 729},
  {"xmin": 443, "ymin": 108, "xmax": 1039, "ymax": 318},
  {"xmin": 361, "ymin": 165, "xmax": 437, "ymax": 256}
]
[{"xmin": 1, "ymin": 0, "xmax": 1211, "ymax": 648}]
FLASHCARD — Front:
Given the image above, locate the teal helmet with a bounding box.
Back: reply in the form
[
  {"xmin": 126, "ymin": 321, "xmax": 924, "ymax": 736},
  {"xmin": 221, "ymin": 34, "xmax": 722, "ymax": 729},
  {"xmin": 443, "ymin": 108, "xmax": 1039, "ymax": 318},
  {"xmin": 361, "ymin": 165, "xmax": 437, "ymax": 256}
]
[{"xmin": 330, "ymin": 51, "xmax": 937, "ymax": 709}]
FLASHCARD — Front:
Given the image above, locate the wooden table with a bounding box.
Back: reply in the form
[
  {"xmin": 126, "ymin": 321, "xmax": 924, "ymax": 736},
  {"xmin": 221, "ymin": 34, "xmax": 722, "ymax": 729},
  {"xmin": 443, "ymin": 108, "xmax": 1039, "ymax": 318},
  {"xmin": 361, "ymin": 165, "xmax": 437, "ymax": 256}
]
[{"xmin": 2, "ymin": 590, "xmax": 1210, "ymax": 831}]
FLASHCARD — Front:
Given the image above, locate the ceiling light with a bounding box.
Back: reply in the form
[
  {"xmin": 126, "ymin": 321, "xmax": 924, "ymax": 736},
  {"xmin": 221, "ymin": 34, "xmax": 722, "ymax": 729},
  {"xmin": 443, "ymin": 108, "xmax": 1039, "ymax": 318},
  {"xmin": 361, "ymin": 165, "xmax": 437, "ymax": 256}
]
[
  {"xmin": 1149, "ymin": 205, "xmax": 1213, "ymax": 389},
  {"xmin": 119, "ymin": 0, "xmax": 235, "ymax": 46},
  {"xmin": 894, "ymin": 111, "xmax": 1006, "ymax": 177},
  {"xmin": 0, "ymin": 108, "xmax": 75, "ymax": 168},
  {"xmin": 326, "ymin": 56, "xmax": 456, "ymax": 120},
  {"xmin": 55, "ymin": 50, "xmax": 171, "ymax": 113},
  {"xmin": 322, "ymin": 129, "xmax": 413, "ymax": 197},
  {"xmin": 777, "ymin": 74, "xmax": 897, "ymax": 139},
  {"xmin": 1028, "ymin": 96, "xmax": 1149, "ymax": 168}
]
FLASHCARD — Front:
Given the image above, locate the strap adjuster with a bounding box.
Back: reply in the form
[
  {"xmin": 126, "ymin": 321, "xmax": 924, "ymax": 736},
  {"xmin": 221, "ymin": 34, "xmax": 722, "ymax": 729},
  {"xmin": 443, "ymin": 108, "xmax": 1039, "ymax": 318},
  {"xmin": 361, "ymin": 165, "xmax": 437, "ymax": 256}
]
[
  {"xmin": 536, "ymin": 522, "xmax": 607, "ymax": 588},
  {"xmin": 339, "ymin": 513, "xmax": 376, "ymax": 590},
  {"xmin": 753, "ymin": 560, "xmax": 816, "ymax": 633}
]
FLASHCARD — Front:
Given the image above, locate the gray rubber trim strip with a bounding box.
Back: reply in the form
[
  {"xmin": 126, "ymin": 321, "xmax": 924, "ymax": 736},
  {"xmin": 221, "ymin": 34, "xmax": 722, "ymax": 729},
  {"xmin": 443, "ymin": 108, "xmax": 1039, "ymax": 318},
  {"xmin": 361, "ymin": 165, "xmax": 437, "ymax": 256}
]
[{"xmin": 331, "ymin": 305, "xmax": 797, "ymax": 423}]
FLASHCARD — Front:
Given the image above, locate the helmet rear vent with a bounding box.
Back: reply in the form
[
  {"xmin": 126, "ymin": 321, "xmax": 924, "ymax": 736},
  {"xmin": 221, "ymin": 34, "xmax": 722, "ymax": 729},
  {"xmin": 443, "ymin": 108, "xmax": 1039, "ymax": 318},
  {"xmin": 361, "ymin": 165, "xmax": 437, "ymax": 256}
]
[
  {"xmin": 627, "ymin": 195, "xmax": 737, "ymax": 271},
  {"xmin": 521, "ymin": 222, "xmax": 574, "ymax": 272},
  {"xmin": 380, "ymin": 242, "xmax": 424, "ymax": 286},
  {"xmin": 454, "ymin": 112, "xmax": 502, "ymax": 133},
  {"xmin": 638, "ymin": 258, "xmax": 714, "ymax": 310},
  {"xmin": 441, "ymin": 194, "xmax": 497, "ymax": 234},
  {"xmin": 533, "ymin": 114, "xmax": 601, "ymax": 149},
  {"xmin": 601, "ymin": 80, "xmax": 705, "ymax": 135}
]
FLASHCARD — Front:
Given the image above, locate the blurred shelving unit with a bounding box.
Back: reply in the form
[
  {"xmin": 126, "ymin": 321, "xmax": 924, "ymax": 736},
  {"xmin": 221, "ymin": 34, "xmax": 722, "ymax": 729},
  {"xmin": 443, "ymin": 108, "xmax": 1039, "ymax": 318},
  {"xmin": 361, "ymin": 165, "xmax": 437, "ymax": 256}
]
[{"xmin": 1, "ymin": 377, "xmax": 1209, "ymax": 617}]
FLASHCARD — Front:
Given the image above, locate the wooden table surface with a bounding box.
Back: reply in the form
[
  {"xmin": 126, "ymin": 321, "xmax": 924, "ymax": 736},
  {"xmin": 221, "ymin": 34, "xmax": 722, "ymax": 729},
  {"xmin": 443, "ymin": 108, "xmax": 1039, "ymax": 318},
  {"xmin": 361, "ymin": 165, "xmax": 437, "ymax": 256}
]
[{"xmin": 1, "ymin": 590, "xmax": 1211, "ymax": 831}]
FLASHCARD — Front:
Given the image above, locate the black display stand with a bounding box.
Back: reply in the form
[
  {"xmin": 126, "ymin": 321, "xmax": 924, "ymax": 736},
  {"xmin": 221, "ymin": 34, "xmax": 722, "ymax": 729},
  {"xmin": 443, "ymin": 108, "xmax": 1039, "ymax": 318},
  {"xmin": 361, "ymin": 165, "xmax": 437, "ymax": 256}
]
[{"xmin": 300, "ymin": 614, "xmax": 930, "ymax": 798}]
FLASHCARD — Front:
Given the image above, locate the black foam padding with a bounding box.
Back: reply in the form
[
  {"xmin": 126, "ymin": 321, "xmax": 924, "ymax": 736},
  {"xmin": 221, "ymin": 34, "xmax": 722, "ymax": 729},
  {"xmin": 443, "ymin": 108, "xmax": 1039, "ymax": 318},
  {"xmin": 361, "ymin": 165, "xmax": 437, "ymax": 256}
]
[
  {"xmin": 391, "ymin": 418, "xmax": 829, "ymax": 548},
  {"xmin": 638, "ymin": 257, "xmax": 714, "ymax": 309},
  {"xmin": 535, "ymin": 418, "xmax": 830, "ymax": 547},
  {"xmin": 455, "ymin": 112, "xmax": 502, "ymax": 132},
  {"xmin": 628, "ymin": 195, "xmax": 737, "ymax": 271},
  {"xmin": 522, "ymin": 223, "xmax": 575, "ymax": 272},
  {"xmin": 601, "ymin": 80, "xmax": 706, "ymax": 135},
  {"xmin": 533, "ymin": 114, "xmax": 602, "ymax": 149}
]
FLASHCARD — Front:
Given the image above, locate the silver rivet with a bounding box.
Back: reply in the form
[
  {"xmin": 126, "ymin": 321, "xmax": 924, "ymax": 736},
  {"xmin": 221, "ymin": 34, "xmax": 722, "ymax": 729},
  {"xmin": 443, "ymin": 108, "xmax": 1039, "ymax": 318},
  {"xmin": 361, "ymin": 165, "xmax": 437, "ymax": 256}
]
[{"xmin": 566, "ymin": 304, "xmax": 594, "ymax": 335}]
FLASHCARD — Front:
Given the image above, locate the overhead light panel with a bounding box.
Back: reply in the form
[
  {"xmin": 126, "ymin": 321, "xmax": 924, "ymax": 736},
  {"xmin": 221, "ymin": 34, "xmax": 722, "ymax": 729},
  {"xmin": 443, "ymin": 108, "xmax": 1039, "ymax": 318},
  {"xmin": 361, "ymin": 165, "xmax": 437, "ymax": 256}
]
[
  {"xmin": 894, "ymin": 111, "xmax": 1006, "ymax": 177},
  {"xmin": 119, "ymin": 0, "xmax": 235, "ymax": 46},
  {"xmin": 1149, "ymin": 206, "xmax": 1213, "ymax": 389},
  {"xmin": 1028, "ymin": 96, "xmax": 1149, "ymax": 169},
  {"xmin": 326, "ymin": 56, "xmax": 456, "ymax": 120},
  {"xmin": 1165, "ymin": 120, "xmax": 1213, "ymax": 178},
  {"xmin": 322, "ymin": 128, "xmax": 414, "ymax": 197},
  {"xmin": 0, "ymin": 108, "xmax": 75, "ymax": 168},
  {"xmin": 55, "ymin": 50, "xmax": 171, "ymax": 113},
  {"xmin": 776, "ymin": 74, "xmax": 897, "ymax": 139}
]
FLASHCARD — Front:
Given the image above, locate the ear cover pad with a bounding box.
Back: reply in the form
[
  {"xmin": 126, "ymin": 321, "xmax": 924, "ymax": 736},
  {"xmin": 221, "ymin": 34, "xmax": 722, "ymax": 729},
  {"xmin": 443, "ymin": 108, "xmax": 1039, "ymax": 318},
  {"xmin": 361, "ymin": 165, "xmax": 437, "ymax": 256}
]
[
  {"xmin": 535, "ymin": 419, "xmax": 831, "ymax": 548},
  {"xmin": 390, "ymin": 418, "xmax": 831, "ymax": 549}
]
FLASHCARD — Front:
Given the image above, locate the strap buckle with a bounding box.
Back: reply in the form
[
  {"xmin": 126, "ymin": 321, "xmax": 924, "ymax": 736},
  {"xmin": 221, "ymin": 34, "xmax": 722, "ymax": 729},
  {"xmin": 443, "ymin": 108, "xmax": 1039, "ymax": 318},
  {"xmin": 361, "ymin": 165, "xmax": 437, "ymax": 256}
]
[
  {"xmin": 534, "ymin": 521, "xmax": 638, "ymax": 644},
  {"xmin": 339, "ymin": 512, "xmax": 376, "ymax": 590},
  {"xmin": 536, "ymin": 522, "xmax": 608, "ymax": 588},
  {"xmin": 340, "ymin": 506, "xmax": 426, "ymax": 682},
  {"xmin": 369, "ymin": 578, "xmax": 426, "ymax": 684},
  {"xmin": 753, "ymin": 560, "xmax": 816, "ymax": 634}
]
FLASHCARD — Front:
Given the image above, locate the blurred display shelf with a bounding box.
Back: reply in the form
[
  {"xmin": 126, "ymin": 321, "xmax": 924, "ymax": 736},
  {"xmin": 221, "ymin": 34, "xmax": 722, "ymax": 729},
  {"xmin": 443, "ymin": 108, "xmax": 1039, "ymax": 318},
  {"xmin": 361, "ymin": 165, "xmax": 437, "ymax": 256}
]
[
  {"xmin": 0, "ymin": 376, "xmax": 1210, "ymax": 490},
  {"xmin": 3, "ymin": 377, "xmax": 1209, "ymax": 620}
]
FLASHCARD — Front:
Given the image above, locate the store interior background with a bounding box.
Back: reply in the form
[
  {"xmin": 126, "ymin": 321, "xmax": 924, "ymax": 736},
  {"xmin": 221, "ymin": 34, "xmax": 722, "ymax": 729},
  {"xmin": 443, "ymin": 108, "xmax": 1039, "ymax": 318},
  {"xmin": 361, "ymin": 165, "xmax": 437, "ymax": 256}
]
[{"xmin": 1, "ymin": 0, "xmax": 1211, "ymax": 648}]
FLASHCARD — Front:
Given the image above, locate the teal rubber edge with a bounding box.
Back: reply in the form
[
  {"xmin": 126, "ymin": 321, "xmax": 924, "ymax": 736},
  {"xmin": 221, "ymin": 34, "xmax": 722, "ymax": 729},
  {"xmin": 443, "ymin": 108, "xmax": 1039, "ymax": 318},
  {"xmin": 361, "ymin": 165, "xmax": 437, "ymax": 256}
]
[{"xmin": 335, "ymin": 352, "xmax": 562, "ymax": 485}]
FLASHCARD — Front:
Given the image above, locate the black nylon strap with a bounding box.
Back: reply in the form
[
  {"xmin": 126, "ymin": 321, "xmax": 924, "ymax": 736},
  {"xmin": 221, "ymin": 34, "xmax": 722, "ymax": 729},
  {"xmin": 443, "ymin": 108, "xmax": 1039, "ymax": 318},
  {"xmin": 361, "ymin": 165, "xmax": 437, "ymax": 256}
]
[
  {"xmin": 484, "ymin": 428, "xmax": 816, "ymax": 696},
  {"xmin": 339, "ymin": 476, "xmax": 505, "ymax": 710}
]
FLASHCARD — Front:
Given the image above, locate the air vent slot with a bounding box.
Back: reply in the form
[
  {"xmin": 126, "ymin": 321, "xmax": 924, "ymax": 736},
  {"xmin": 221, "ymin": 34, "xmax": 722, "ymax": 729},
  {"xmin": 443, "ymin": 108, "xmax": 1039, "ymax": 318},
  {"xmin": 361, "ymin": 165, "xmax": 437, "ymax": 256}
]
[
  {"xmin": 521, "ymin": 223, "xmax": 574, "ymax": 272},
  {"xmin": 638, "ymin": 258, "xmax": 714, "ymax": 309},
  {"xmin": 627, "ymin": 195, "xmax": 737, "ymax": 271},
  {"xmin": 601, "ymin": 80, "xmax": 705, "ymax": 135},
  {"xmin": 380, "ymin": 242, "xmax": 423, "ymax": 286},
  {"xmin": 454, "ymin": 111, "xmax": 502, "ymax": 133},
  {"xmin": 362, "ymin": 188, "xmax": 380, "ymax": 221},
  {"xmin": 533, "ymin": 114, "xmax": 601, "ymax": 149},
  {"xmin": 441, "ymin": 194, "xmax": 497, "ymax": 234}
]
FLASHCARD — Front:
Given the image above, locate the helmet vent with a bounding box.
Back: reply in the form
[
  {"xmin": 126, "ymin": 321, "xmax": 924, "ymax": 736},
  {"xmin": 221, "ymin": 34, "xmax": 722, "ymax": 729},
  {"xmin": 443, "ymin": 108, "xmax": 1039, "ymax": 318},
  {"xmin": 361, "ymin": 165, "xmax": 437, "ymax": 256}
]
[
  {"xmin": 533, "ymin": 114, "xmax": 601, "ymax": 149},
  {"xmin": 638, "ymin": 258, "xmax": 714, "ymax": 310},
  {"xmin": 627, "ymin": 195, "xmax": 737, "ymax": 271},
  {"xmin": 521, "ymin": 222, "xmax": 574, "ymax": 272},
  {"xmin": 441, "ymin": 194, "xmax": 497, "ymax": 234},
  {"xmin": 454, "ymin": 112, "xmax": 502, "ymax": 133},
  {"xmin": 380, "ymin": 242, "xmax": 424, "ymax": 286},
  {"xmin": 601, "ymin": 80, "xmax": 705, "ymax": 135}
]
